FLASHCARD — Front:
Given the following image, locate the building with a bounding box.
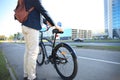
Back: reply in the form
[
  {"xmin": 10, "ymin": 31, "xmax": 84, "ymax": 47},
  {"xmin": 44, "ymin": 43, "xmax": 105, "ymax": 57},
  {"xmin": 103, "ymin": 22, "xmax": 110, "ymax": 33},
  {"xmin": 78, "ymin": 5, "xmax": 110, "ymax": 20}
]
[
  {"xmin": 104, "ymin": 0, "xmax": 120, "ymax": 39},
  {"xmin": 71, "ymin": 29, "xmax": 77, "ymax": 39},
  {"xmin": 71, "ymin": 29, "xmax": 92, "ymax": 40}
]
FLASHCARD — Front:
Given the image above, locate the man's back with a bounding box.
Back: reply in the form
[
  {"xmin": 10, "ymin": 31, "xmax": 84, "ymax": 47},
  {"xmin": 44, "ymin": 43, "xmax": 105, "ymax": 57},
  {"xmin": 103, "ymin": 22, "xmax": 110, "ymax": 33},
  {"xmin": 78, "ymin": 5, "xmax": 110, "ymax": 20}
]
[{"xmin": 22, "ymin": 0, "xmax": 55, "ymax": 30}]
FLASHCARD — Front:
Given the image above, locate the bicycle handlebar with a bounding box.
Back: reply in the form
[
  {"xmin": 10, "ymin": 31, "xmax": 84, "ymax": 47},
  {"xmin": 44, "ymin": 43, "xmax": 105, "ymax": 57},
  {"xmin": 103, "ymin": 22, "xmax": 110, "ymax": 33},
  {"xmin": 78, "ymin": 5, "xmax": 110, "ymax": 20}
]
[
  {"xmin": 40, "ymin": 25, "xmax": 64, "ymax": 34},
  {"xmin": 40, "ymin": 25, "xmax": 50, "ymax": 32},
  {"xmin": 40, "ymin": 18, "xmax": 63, "ymax": 34}
]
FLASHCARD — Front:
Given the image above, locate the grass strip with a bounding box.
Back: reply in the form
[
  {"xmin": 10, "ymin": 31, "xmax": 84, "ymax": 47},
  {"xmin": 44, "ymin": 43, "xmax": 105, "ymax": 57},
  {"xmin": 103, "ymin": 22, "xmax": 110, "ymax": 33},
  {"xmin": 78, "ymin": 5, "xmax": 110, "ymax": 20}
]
[
  {"xmin": 74, "ymin": 45, "xmax": 120, "ymax": 51},
  {"xmin": 84, "ymin": 39, "xmax": 120, "ymax": 43},
  {"xmin": 0, "ymin": 51, "xmax": 12, "ymax": 80}
]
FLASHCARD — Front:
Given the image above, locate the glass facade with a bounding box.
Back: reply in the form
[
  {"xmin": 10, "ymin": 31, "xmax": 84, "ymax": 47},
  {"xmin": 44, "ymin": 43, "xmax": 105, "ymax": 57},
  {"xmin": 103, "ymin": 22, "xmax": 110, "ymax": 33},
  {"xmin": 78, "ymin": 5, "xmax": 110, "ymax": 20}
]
[
  {"xmin": 104, "ymin": 0, "xmax": 120, "ymax": 39},
  {"xmin": 112, "ymin": 0, "xmax": 120, "ymax": 29}
]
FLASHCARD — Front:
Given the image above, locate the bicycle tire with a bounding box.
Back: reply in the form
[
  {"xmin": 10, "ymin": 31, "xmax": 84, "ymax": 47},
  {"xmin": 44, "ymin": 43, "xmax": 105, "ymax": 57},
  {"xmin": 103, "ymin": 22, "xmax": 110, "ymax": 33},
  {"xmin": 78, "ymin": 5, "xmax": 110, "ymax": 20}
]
[
  {"xmin": 53, "ymin": 43, "xmax": 78, "ymax": 80},
  {"xmin": 37, "ymin": 43, "xmax": 45, "ymax": 66}
]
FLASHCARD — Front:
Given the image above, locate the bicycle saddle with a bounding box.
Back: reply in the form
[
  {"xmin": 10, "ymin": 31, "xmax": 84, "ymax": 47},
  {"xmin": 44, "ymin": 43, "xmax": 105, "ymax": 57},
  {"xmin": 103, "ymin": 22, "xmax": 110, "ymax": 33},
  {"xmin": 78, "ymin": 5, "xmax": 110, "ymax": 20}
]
[{"xmin": 52, "ymin": 29, "xmax": 63, "ymax": 34}]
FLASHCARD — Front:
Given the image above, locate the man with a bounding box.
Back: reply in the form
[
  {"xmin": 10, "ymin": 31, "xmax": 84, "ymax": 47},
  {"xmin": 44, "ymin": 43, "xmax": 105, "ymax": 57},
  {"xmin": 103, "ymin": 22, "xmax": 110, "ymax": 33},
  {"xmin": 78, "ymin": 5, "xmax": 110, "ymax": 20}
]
[{"xmin": 19, "ymin": 0, "xmax": 63, "ymax": 80}]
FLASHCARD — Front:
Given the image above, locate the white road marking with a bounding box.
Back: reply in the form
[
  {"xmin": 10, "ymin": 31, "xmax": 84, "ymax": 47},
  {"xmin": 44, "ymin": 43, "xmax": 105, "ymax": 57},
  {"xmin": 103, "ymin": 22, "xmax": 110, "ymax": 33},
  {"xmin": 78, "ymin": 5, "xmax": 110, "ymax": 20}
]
[{"xmin": 78, "ymin": 56, "xmax": 120, "ymax": 65}]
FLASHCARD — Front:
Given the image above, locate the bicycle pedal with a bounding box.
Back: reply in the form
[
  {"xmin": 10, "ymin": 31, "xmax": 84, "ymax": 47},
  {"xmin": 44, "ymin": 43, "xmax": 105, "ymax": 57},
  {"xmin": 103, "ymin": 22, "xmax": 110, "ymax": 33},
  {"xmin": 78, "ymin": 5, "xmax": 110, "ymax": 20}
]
[{"xmin": 45, "ymin": 60, "xmax": 49, "ymax": 64}]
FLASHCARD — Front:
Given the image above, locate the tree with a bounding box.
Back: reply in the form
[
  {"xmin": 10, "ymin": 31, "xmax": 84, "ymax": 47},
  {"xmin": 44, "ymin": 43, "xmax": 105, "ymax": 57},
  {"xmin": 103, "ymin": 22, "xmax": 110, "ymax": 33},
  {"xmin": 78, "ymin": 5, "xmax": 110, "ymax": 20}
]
[
  {"xmin": 8, "ymin": 35, "xmax": 14, "ymax": 40},
  {"xmin": 0, "ymin": 35, "xmax": 7, "ymax": 40},
  {"xmin": 16, "ymin": 32, "xmax": 21, "ymax": 40}
]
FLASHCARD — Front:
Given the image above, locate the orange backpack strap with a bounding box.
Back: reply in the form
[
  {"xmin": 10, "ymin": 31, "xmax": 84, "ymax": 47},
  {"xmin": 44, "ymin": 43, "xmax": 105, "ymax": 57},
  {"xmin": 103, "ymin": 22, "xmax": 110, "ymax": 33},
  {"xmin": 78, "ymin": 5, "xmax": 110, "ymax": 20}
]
[{"xmin": 28, "ymin": 7, "xmax": 34, "ymax": 13}]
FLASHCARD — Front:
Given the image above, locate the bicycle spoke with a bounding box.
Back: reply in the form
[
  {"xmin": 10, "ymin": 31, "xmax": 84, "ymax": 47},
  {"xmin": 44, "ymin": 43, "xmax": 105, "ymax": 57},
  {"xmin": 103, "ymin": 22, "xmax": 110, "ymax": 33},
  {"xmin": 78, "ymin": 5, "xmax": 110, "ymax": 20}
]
[{"xmin": 55, "ymin": 47, "xmax": 74, "ymax": 77}]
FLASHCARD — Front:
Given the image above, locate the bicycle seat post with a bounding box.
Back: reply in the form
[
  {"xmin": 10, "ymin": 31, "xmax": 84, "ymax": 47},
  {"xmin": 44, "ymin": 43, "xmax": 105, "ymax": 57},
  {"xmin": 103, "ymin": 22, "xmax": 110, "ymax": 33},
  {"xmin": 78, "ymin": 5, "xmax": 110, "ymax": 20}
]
[{"xmin": 52, "ymin": 33, "xmax": 57, "ymax": 48}]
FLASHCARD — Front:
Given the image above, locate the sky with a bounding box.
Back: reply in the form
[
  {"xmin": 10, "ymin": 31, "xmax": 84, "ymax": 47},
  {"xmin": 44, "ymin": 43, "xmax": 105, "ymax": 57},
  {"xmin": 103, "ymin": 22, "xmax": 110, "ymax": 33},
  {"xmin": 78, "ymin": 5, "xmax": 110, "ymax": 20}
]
[{"xmin": 0, "ymin": 0, "xmax": 105, "ymax": 37}]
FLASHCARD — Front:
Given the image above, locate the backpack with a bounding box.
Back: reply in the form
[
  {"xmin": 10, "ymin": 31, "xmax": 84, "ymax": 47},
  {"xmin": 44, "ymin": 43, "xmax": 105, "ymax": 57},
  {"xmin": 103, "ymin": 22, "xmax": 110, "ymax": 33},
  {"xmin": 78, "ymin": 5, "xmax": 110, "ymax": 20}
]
[{"xmin": 14, "ymin": 0, "xmax": 34, "ymax": 23}]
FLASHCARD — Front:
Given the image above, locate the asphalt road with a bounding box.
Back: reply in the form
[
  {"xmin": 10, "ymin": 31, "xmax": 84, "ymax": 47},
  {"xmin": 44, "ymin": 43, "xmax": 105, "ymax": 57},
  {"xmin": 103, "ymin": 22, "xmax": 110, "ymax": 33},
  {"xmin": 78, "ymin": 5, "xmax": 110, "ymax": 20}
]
[{"xmin": 0, "ymin": 42, "xmax": 120, "ymax": 80}]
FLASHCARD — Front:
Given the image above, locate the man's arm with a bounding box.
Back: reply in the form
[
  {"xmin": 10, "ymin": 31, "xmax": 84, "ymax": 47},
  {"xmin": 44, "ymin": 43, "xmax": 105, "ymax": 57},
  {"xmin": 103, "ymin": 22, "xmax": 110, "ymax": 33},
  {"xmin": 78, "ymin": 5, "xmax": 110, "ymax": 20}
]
[
  {"xmin": 32, "ymin": 0, "xmax": 63, "ymax": 32},
  {"xmin": 32, "ymin": 0, "xmax": 55, "ymax": 26}
]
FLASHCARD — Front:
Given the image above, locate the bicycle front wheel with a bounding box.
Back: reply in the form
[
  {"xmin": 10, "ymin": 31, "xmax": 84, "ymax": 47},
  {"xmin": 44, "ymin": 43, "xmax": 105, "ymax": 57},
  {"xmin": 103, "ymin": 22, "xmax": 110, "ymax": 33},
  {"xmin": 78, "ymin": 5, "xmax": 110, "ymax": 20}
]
[
  {"xmin": 37, "ymin": 43, "xmax": 45, "ymax": 66},
  {"xmin": 53, "ymin": 43, "xmax": 78, "ymax": 80}
]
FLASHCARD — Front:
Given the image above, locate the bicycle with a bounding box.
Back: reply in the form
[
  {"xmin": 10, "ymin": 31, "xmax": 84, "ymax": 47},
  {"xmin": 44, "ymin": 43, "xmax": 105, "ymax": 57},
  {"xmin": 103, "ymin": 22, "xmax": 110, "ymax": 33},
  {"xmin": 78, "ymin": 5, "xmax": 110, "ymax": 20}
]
[{"xmin": 37, "ymin": 26, "xmax": 78, "ymax": 80}]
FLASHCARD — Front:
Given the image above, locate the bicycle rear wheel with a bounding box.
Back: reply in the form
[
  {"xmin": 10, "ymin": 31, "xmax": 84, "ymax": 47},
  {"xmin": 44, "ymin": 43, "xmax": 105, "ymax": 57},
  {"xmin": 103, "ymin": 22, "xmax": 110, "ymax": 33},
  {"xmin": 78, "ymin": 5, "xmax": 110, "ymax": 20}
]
[
  {"xmin": 37, "ymin": 43, "xmax": 45, "ymax": 66},
  {"xmin": 53, "ymin": 43, "xmax": 78, "ymax": 80}
]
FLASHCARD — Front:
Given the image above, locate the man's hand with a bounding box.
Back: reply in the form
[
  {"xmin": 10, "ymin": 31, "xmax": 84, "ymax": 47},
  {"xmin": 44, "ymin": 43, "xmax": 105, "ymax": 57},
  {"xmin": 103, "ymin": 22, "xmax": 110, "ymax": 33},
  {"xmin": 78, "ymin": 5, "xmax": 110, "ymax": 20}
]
[
  {"xmin": 46, "ymin": 21, "xmax": 52, "ymax": 27},
  {"xmin": 55, "ymin": 26, "xmax": 63, "ymax": 32},
  {"xmin": 46, "ymin": 21, "xmax": 63, "ymax": 32}
]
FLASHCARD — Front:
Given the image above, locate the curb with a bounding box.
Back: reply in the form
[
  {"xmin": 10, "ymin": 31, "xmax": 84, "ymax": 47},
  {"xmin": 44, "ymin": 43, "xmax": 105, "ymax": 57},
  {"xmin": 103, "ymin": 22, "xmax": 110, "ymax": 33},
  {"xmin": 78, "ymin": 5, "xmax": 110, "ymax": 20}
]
[{"xmin": 4, "ymin": 56, "xmax": 17, "ymax": 80}]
